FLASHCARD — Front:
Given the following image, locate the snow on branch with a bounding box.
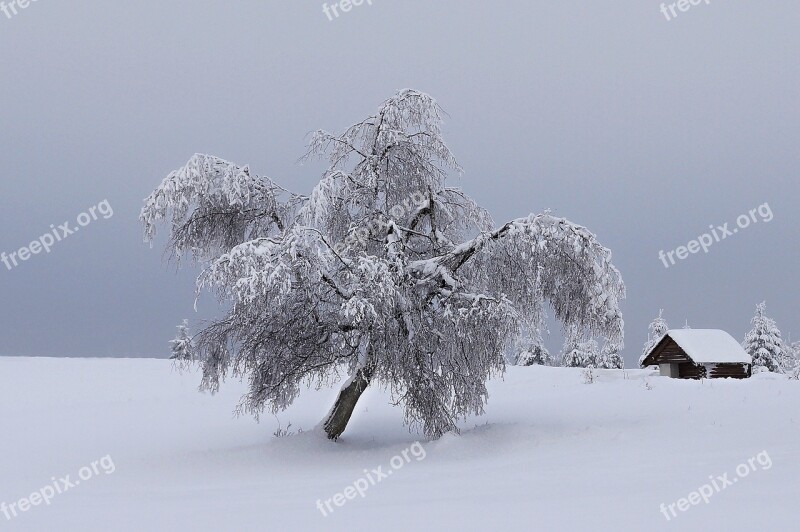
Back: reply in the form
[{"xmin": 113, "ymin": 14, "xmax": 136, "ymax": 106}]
[
  {"xmin": 410, "ymin": 213, "xmax": 625, "ymax": 346},
  {"xmin": 140, "ymin": 154, "xmax": 303, "ymax": 262}
]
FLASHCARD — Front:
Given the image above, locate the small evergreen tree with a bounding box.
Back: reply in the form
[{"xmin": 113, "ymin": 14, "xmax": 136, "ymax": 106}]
[
  {"xmin": 599, "ymin": 342, "xmax": 624, "ymax": 369},
  {"xmin": 781, "ymin": 339, "xmax": 800, "ymax": 376},
  {"xmin": 170, "ymin": 320, "xmax": 194, "ymax": 362},
  {"xmin": 582, "ymin": 339, "xmax": 600, "ymax": 368},
  {"xmin": 517, "ymin": 342, "xmax": 553, "ymax": 366},
  {"xmin": 563, "ymin": 338, "xmax": 599, "ymax": 368},
  {"xmin": 791, "ymin": 341, "xmax": 800, "ymax": 379},
  {"xmin": 561, "ymin": 338, "xmax": 581, "ymax": 368},
  {"xmin": 640, "ymin": 310, "xmax": 669, "ymax": 366},
  {"xmin": 563, "ymin": 348, "xmax": 582, "ymax": 367},
  {"xmin": 516, "ymin": 269, "xmax": 552, "ymax": 367},
  {"xmin": 743, "ymin": 302, "xmax": 784, "ymax": 373}
]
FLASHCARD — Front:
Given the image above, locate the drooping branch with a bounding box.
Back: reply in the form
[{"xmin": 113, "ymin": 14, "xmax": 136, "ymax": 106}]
[
  {"xmin": 141, "ymin": 154, "xmax": 305, "ymax": 262},
  {"xmin": 409, "ymin": 213, "xmax": 625, "ymax": 345}
]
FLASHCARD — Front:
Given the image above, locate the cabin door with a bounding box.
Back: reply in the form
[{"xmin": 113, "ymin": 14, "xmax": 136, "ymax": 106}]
[{"xmin": 659, "ymin": 363, "xmax": 679, "ymax": 378}]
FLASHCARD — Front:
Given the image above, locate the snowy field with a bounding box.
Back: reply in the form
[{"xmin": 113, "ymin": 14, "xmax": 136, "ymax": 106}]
[{"xmin": 1, "ymin": 357, "xmax": 797, "ymax": 531}]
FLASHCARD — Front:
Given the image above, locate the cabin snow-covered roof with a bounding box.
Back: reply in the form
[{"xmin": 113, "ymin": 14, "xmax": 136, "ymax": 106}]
[{"xmin": 662, "ymin": 329, "xmax": 752, "ymax": 364}]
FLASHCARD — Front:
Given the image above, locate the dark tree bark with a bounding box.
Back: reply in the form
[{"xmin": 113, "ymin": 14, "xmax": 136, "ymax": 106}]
[{"xmin": 322, "ymin": 366, "xmax": 373, "ymax": 440}]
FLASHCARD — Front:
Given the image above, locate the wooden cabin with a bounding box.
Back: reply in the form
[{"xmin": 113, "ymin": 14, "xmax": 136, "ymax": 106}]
[{"xmin": 640, "ymin": 329, "xmax": 752, "ymax": 379}]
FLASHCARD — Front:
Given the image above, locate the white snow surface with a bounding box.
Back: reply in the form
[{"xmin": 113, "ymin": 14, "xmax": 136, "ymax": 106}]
[
  {"xmin": 666, "ymin": 329, "xmax": 753, "ymax": 364},
  {"xmin": 1, "ymin": 357, "xmax": 797, "ymax": 531}
]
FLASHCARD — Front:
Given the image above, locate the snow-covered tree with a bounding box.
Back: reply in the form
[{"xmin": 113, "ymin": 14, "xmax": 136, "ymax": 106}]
[
  {"xmin": 584, "ymin": 340, "xmax": 601, "ymax": 368},
  {"xmin": 791, "ymin": 341, "xmax": 800, "ymax": 370},
  {"xmin": 598, "ymin": 341, "xmax": 624, "ymax": 369},
  {"xmin": 170, "ymin": 320, "xmax": 194, "ymax": 362},
  {"xmin": 778, "ymin": 341, "xmax": 798, "ymax": 375},
  {"xmin": 790, "ymin": 341, "xmax": 800, "ymax": 379},
  {"xmin": 141, "ymin": 90, "xmax": 625, "ymax": 440},
  {"xmin": 742, "ymin": 302, "xmax": 784, "ymax": 373},
  {"xmin": 561, "ymin": 339, "xmax": 582, "ymax": 368},
  {"xmin": 563, "ymin": 338, "xmax": 600, "ymax": 368},
  {"xmin": 564, "ymin": 337, "xmax": 621, "ymax": 369},
  {"xmin": 518, "ymin": 346, "xmax": 552, "ymax": 367},
  {"xmin": 516, "ymin": 330, "xmax": 552, "ymax": 367},
  {"xmin": 639, "ymin": 310, "xmax": 669, "ymax": 366},
  {"xmin": 514, "ymin": 267, "xmax": 553, "ymax": 367}
]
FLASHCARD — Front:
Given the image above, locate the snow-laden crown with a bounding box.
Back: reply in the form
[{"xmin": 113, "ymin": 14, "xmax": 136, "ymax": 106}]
[{"xmin": 141, "ymin": 90, "xmax": 625, "ymax": 439}]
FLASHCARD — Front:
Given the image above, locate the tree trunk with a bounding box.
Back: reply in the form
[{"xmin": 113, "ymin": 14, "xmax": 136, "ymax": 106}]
[{"xmin": 322, "ymin": 366, "xmax": 373, "ymax": 440}]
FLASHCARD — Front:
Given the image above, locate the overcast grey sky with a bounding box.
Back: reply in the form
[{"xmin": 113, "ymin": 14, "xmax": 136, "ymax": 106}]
[{"xmin": 0, "ymin": 0, "xmax": 797, "ymax": 365}]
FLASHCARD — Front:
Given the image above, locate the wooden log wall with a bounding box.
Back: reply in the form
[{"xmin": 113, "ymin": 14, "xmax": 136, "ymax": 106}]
[{"xmin": 706, "ymin": 363, "xmax": 751, "ymax": 379}]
